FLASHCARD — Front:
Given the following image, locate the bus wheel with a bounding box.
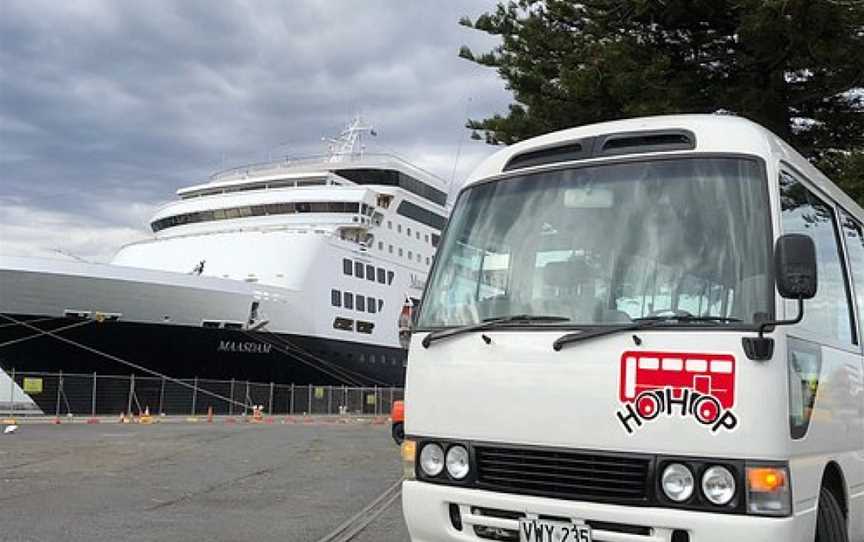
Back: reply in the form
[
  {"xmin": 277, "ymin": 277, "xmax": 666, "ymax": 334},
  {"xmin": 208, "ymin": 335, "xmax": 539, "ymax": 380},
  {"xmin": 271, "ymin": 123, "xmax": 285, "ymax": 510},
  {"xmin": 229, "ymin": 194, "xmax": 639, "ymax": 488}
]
[
  {"xmin": 391, "ymin": 422, "xmax": 404, "ymax": 445},
  {"xmin": 815, "ymin": 486, "xmax": 848, "ymax": 542}
]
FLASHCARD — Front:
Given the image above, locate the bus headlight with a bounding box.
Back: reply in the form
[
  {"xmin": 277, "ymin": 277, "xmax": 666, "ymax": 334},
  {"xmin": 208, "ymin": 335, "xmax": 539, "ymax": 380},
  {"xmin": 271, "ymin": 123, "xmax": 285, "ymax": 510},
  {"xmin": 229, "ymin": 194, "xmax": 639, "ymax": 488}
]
[
  {"xmin": 419, "ymin": 443, "xmax": 445, "ymax": 477},
  {"xmin": 702, "ymin": 466, "xmax": 736, "ymax": 505},
  {"xmin": 746, "ymin": 465, "xmax": 791, "ymax": 516},
  {"xmin": 661, "ymin": 463, "xmax": 694, "ymax": 502},
  {"xmin": 445, "ymin": 445, "xmax": 470, "ymax": 480},
  {"xmin": 401, "ymin": 440, "xmax": 416, "ymax": 480}
]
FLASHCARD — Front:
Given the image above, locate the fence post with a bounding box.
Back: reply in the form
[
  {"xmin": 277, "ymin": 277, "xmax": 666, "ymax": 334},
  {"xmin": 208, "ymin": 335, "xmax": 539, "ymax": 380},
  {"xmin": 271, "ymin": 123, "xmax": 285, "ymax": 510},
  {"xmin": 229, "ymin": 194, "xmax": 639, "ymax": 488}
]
[
  {"xmin": 9, "ymin": 368, "xmax": 15, "ymax": 418},
  {"xmin": 91, "ymin": 372, "xmax": 97, "ymax": 418},
  {"xmin": 191, "ymin": 377, "xmax": 198, "ymax": 416},
  {"xmin": 268, "ymin": 382, "xmax": 274, "ymax": 415},
  {"xmin": 244, "ymin": 381, "xmax": 250, "ymax": 415},
  {"xmin": 56, "ymin": 371, "xmax": 63, "ymax": 418},
  {"xmin": 229, "ymin": 379, "xmax": 235, "ymax": 416},
  {"xmin": 343, "ymin": 386, "xmax": 347, "ymax": 414},
  {"xmin": 327, "ymin": 385, "xmax": 333, "ymax": 415},
  {"xmin": 289, "ymin": 384, "xmax": 294, "ymax": 415},
  {"xmin": 126, "ymin": 374, "xmax": 135, "ymax": 415},
  {"xmin": 159, "ymin": 376, "xmax": 165, "ymax": 415},
  {"xmin": 389, "ymin": 387, "xmax": 394, "ymax": 415},
  {"xmin": 306, "ymin": 386, "xmax": 311, "ymax": 415}
]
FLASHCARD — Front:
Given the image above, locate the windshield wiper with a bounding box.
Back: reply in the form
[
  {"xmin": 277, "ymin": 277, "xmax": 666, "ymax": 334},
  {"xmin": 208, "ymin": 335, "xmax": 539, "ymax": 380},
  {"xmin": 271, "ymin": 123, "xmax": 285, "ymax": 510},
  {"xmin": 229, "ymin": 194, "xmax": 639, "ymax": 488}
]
[
  {"xmin": 552, "ymin": 315, "xmax": 742, "ymax": 351},
  {"xmin": 632, "ymin": 315, "xmax": 742, "ymax": 324},
  {"xmin": 421, "ymin": 314, "xmax": 570, "ymax": 348}
]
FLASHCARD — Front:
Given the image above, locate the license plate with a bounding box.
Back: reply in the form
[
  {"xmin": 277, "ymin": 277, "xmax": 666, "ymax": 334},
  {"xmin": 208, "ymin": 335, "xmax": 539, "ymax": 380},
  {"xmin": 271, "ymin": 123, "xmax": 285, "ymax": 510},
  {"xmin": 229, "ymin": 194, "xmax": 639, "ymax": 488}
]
[{"xmin": 519, "ymin": 519, "xmax": 592, "ymax": 542}]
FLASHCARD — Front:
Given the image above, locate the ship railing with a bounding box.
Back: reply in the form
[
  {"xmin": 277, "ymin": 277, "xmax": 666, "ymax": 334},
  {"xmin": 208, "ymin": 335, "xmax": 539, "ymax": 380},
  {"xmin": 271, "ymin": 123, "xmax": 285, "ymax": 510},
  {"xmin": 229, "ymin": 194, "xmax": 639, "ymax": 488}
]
[
  {"xmin": 4, "ymin": 370, "xmax": 403, "ymax": 419},
  {"xmin": 207, "ymin": 152, "xmax": 445, "ymax": 185}
]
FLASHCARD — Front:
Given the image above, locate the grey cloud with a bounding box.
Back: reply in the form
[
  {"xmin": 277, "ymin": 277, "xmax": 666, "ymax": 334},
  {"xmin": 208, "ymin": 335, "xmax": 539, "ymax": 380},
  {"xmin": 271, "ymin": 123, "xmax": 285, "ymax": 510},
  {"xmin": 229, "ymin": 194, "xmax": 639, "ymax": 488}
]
[{"xmin": 0, "ymin": 0, "xmax": 510, "ymax": 237}]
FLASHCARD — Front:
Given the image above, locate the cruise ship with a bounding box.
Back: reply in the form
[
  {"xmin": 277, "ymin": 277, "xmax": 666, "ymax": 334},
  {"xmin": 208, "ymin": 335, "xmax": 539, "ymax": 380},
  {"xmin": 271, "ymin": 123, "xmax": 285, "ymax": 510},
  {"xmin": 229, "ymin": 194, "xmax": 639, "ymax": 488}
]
[{"xmin": 0, "ymin": 117, "xmax": 449, "ymax": 387}]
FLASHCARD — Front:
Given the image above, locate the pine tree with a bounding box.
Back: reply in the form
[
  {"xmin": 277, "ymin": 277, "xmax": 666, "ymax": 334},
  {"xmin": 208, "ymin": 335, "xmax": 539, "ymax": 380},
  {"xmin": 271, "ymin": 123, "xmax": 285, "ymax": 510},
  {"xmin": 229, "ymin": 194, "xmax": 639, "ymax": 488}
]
[{"xmin": 460, "ymin": 0, "xmax": 864, "ymax": 199}]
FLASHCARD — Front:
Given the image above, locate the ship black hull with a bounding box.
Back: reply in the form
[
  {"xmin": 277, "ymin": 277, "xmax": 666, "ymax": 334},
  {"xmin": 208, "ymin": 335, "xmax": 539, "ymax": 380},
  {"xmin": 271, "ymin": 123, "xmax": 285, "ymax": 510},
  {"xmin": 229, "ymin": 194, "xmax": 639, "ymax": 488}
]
[{"xmin": 0, "ymin": 314, "xmax": 406, "ymax": 387}]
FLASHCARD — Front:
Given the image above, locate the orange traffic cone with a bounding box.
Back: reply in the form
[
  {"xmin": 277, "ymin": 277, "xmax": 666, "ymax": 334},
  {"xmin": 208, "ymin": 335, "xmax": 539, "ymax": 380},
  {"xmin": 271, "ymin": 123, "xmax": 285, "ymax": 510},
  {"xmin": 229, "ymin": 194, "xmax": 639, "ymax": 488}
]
[
  {"xmin": 139, "ymin": 407, "xmax": 153, "ymax": 424},
  {"xmin": 207, "ymin": 406, "xmax": 213, "ymax": 423}
]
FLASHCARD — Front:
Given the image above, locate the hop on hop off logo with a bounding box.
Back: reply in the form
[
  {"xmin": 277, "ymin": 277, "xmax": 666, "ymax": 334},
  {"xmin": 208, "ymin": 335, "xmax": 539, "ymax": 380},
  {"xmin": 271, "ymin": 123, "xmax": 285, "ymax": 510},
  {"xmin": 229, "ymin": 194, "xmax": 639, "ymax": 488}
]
[{"xmin": 616, "ymin": 351, "xmax": 739, "ymax": 435}]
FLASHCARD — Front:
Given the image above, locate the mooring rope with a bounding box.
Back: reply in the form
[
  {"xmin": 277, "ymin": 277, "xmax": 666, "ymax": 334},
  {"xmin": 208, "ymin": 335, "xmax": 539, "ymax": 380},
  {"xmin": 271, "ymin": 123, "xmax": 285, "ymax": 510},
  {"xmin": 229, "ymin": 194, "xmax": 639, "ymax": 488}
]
[{"xmin": 0, "ymin": 313, "xmax": 253, "ymax": 411}]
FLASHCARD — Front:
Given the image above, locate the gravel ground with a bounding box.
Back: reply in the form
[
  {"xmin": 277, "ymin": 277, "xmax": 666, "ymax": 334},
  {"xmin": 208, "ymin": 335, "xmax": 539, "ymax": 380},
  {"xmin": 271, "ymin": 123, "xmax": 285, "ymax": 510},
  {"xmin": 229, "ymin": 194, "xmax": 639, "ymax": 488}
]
[{"xmin": 0, "ymin": 421, "xmax": 410, "ymax": 542}]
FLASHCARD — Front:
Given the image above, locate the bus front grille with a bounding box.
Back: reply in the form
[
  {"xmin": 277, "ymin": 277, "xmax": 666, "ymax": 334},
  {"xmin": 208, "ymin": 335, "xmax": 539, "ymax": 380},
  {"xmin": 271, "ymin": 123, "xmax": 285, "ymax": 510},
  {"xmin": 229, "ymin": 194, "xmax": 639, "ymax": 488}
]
[{"xmin": 474, "ymin": 445, "xmax": 651, "ymax": 503}]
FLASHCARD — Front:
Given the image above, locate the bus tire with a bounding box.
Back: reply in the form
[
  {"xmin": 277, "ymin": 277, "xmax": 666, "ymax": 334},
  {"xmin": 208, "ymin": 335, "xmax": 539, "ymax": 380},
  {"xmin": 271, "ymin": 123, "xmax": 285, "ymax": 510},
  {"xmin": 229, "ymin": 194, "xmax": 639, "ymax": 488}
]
[
  {"xmin": 816, "ymin": 486, "xmax": 848, "ymax": 542},
  {"xmin": 391, "ymin": 422, "xmax": 404, "ymax": 445}
]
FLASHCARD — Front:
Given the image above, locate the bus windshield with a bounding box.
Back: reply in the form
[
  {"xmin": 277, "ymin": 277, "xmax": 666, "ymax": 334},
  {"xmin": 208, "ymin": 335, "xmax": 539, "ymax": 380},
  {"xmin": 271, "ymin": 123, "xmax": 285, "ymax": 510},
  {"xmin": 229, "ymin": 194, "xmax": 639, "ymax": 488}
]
[{"xmin": 418, "ymin": 157, "xmax": 773, "ymax": 329}]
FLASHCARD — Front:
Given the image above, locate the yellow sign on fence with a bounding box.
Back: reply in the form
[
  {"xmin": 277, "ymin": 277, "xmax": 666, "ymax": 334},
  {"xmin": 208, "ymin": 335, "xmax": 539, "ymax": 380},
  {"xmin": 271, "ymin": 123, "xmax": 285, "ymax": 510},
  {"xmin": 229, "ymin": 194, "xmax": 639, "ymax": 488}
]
[
  {"xmin": 314, "ymin": 387, "xmax": 325, "ymax": 400},
  {"xmin": 23, "ymin": 377, "xmax": 43, "ymax": 394},
  {"xmin": 366, "ymin": 394, "xmax": 376, "ymax": 405}
]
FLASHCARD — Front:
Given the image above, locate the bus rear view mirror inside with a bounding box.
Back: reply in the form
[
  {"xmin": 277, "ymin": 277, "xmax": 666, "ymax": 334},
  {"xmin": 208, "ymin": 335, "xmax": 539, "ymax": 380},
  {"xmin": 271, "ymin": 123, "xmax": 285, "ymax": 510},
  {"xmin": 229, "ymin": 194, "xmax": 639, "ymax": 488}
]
[{"xmin": 743, "ymin": 234, "xmax": 818, "ymax": 361}]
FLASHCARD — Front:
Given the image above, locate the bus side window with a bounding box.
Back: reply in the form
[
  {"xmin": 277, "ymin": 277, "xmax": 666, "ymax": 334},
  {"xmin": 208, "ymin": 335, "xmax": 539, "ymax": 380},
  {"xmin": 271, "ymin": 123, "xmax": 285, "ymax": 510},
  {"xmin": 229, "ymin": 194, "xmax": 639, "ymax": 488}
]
[
  {"xmin": 788, "ymin": 338, "xmax": 822, "ymax": 439},
  {"xmin": 841, "ymin": 213, "xmax": 864, "ymax": 337},
  {"xmin": 779, "ymin": 173, "xmax": 855, "ymax": 345}
]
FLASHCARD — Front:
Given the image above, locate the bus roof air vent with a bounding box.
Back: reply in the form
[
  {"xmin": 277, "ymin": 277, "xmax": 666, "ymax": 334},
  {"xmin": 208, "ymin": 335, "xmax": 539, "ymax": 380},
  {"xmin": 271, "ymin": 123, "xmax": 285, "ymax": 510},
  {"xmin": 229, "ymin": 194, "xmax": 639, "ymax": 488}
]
[
  {"xmin": 502, "ymin": 141, "xmax": 592, "ymax": 172},
  {"xmin": 501, "ymin": 129, "xmax": 696, "ymax": 173},
  {"xmin": 596, "ymin": 130, "xmax": 696, "ymax": 157}
]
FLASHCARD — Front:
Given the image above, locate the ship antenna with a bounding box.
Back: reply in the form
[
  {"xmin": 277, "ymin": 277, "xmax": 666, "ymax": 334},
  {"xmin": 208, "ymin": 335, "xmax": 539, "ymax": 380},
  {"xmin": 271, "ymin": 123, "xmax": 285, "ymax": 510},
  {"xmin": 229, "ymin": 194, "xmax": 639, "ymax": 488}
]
[
  {"xmin": 449, "ymin": 97, "xmax": 473, "ymax": 188},
  {"xmin": 322, "ymin": 113, "xmax": 376, "ymax": 163}
]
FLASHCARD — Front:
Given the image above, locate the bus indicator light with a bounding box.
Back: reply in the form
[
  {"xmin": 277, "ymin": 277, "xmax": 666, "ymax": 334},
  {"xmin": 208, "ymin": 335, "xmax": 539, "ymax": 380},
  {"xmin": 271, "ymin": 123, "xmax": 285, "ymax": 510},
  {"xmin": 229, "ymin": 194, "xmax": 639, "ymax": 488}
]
[{"xmin": 616, "ymin": 351, "xmax": 739, "ymax": 434}]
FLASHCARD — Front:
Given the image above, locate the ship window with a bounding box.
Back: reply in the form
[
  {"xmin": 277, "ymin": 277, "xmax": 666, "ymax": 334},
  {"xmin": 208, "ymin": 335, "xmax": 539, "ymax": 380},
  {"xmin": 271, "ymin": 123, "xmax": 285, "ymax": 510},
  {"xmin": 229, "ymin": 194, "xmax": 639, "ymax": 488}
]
[
  {"xmin": 238, "ymin": 207, "xmax": 253, "ymax": 217},
  {"xmin": 407, "ymin": 227, "xmax": 412, "ymax": 237},
  {"xmin": 425, "ymin": 257, "xmax": 430, "ymax": 265},
  {"xmin": 388, "ymin": 220, "xmax": 392, "ymax": 229},
  {"xmin": 378, "ymin": 241, "xmax": 383, "ymax": 250},
  {"xmin": 377, "ymin": 268, "xmax": 385, "ymax": 284},
  {"xmin": 344, "ymin": 292, "xmax": 354, "ymax": 310},
  {"xmin": 398, "ymin": 224, "xmax": 402, "ymax": 233},
  {"xmin": 357, "ymin": 321, "xmax": 375, "ymax": 334},
  {"xmin": 214, "ymin": 209, "xmax": 226, "ymax": 220},
  {"xmin": 388, "ymin": 245, "xmax": 393, "ymax": 254},
  {"xmin": 431, "ymin": 234, "xmax": 440, "ymax": 247},
  {"xmin": 368, "ymin": 298, "xmax": 377, "ymax": 314},
  {"xmin": 366, "ymin": 264, "xmax": 375, "ymax": 281},
  {"xmin": 408, "ymin": 250, "xmax": 413, "ymax": 260},
  {"xmin": 395, "ymin": 200, "xmax": 447, "ymax": 231},
  {"xmin": 399, "ymin": 248, "xmax": 403, "ymax": 257},
  {"xmin": 378, "ymin": 299, "xmax": 384, "ymax": 311},
  {"xmin": 343, "ymin": 258, "xmax": 352, "ymax": 275},
  {"xmin": 224, "ymin": 322, "xmax": 243, "ymax": 330},
  {"xmin": 357, "ymin": 295, "xmax": 366, "ymax": 312},
  {"xmin": 387, "ymin": 271, "xmax": 394, "ymax": 285},
  {"xmin": 354, "ymin": 262, "xmax": 364, "ymax": 278},
  {"xmin": 425, "ymin": 234, "xmax": 429, "ymax": 243},
  {"xmin": 331, "ymin": 289, "xmax": 341, "ymax": 307},
  {"xmin": 202, "ymin": 320, "xmax": 220, "ymax": 328},
  {"xmin": 333, "ymin": 317, "xmax": 353, "ymax": 331},
  {"xmin": 225, "ymin": 208, "xmax": 240, "ymax": 219},
  {"xmin": 296, "ymin": 202, "xmax": 311, "ymax": 213},
  {"xmin": 251, "ymin": 205, "xmax": 267, "ymax": 216}
]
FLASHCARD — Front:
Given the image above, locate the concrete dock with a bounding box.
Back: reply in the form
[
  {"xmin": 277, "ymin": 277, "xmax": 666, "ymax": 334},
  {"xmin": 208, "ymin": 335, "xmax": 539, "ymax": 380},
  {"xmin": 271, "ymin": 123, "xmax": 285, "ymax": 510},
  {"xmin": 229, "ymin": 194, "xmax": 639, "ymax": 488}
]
[{"xmin": 0, "ymin": 421, "xmax": 409, "ymax": 541}]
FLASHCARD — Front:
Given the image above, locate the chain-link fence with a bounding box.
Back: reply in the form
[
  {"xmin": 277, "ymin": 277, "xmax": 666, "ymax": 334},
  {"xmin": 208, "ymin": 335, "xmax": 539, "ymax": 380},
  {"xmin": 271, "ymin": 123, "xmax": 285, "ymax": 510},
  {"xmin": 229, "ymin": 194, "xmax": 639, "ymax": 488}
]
[{"xmin": 4, "ymin": 370, "xmax": 403, "ymax": 418}]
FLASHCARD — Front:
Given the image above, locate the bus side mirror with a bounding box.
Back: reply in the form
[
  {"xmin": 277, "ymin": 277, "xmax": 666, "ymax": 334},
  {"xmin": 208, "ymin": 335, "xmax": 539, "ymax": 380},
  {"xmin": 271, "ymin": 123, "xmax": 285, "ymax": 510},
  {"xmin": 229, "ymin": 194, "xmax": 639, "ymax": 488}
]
[
  {"xmin": 743, "ymin": 234, "xmax": 817, "ymax": 362},
  {"xmin": 775, "ymin": 234, "xmax": 818, "ymax": 300}
]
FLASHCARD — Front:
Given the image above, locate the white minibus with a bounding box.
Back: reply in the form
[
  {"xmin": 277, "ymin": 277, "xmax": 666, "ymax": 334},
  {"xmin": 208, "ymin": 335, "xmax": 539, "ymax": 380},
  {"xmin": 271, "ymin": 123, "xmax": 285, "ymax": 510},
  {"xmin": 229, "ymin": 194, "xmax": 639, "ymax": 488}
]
[{"xmin": 401, "ymin": 115, "xmax": 864, "ymax": 542}]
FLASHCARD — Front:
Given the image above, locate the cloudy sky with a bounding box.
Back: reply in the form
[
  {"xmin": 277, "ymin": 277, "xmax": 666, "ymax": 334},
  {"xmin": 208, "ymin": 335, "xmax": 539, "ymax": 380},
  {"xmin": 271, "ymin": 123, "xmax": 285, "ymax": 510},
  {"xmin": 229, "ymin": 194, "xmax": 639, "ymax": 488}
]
[{"xmin": 0, "ymin": 0, "xmax": 511, "ymax": 261}]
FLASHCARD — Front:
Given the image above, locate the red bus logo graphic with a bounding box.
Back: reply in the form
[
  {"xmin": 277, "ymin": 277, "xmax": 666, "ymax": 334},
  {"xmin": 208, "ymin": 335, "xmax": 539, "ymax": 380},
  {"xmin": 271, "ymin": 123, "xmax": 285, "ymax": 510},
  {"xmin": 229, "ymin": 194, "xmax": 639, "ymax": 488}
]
[{"xmin": 616, "ymin": 351, "xmax": 739, "ymax": 434}]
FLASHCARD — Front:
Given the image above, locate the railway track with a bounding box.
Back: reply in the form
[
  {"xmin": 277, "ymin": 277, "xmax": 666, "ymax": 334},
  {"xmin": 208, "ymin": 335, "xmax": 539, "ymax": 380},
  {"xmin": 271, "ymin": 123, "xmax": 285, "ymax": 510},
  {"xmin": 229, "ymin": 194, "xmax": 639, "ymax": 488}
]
[{"xmin": 316, "ymin": 477, "xmax": 404, "ymax": 542}]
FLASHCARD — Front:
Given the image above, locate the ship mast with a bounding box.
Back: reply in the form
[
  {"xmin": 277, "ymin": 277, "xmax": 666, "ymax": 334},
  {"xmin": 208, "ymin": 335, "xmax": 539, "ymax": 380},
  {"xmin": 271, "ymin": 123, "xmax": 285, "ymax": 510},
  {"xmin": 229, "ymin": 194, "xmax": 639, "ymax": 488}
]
[{"xmin": 323, "ymin": 114, "xmax": 376, "ymax": 163}]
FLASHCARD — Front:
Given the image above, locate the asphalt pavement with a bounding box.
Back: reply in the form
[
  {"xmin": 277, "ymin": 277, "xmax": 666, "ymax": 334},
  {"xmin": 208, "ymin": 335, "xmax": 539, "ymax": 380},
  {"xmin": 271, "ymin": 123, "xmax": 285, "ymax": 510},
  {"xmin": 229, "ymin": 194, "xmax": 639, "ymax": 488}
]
[{"xmin": 0, "ymin": 421, "xmax": 410, "ymax": 542}]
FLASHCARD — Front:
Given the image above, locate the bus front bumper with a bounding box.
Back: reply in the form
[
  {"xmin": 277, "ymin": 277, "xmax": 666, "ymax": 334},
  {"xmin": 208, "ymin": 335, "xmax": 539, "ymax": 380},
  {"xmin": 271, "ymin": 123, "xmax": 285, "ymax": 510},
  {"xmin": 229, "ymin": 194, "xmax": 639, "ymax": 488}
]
[{"xmin": 402, "ymin": 481, "xmax": 816, "ymax": 542}]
